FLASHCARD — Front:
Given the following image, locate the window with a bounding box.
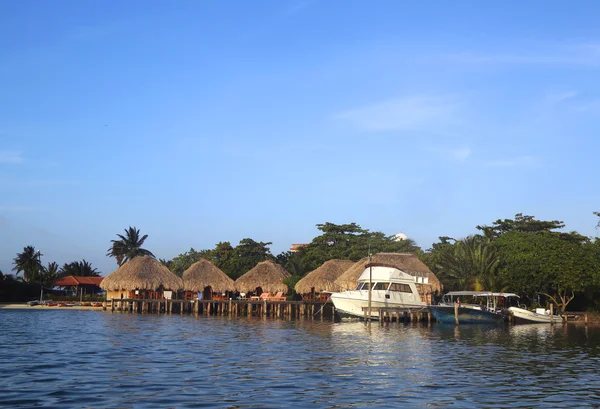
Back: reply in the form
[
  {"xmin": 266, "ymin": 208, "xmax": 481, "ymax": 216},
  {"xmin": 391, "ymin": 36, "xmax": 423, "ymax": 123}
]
[
  {"xmin": 373, "ymin": 282, "xmax": 389, "ymax": 291},
  {"xmin": 389, "ymin": 283, "xmax": 412, "ymax": 293}
]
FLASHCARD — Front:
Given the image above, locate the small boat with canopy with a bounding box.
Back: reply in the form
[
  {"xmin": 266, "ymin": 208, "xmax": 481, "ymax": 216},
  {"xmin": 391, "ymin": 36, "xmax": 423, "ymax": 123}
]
[{"xmin": 429, "ymin": 291, "xmax": 520, "ymax": 324}]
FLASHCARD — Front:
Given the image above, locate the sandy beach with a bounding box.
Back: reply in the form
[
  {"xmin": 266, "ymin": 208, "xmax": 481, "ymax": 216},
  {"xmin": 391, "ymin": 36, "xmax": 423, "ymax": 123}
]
[{"xmin": 0, "ymin": 303, "xmax": 105, "ymax": 311}]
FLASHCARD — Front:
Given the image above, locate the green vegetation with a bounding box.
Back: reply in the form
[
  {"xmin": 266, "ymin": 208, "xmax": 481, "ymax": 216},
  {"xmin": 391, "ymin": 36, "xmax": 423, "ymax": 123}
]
[
  {"xmin": 425, "ymin": 213, "xmax": 600, "ymax": 312},
  {"xmin": 107, "ymin": 226, "xmax": 155, "ymax": 266},
  {"xmin": 4, "ymin": 214, "xmax": 600, "ymax": 310}
]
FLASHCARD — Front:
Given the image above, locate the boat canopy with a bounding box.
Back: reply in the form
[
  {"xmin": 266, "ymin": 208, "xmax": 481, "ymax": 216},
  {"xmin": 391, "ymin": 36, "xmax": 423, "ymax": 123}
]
[
  {"xmin": 444, "ymin": 291, "xmax": 519, "ymax": 298},
  {"xmin": 357, "ymin": 266, "xmax": 415, "ymax": 283}
]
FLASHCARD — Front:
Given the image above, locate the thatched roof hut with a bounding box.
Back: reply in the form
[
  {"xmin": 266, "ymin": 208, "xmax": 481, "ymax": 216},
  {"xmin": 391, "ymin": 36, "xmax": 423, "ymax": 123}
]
[
  {"xmin": 182, "ymin": 259, "xmax": 235, "ymax": 293},
  {"xmin": 295, "ymin": 259, "xmax": 355, "ymax": 294},
  {"xmin": 100, "ymin": 256, "xmax": 183, "ymax": 294},
  {"xmin": 234, "ymin": 260, "xmax": 291, "ymax": 294},
  {"xmin": 334, "ymin": 253, "xmax": 442, "ymax": 294}
]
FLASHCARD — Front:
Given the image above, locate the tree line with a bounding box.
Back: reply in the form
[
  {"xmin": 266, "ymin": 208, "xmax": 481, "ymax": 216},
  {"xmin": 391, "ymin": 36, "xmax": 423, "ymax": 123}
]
[{"xmin": 3, "ymin": 213, "xmax": 600, "ymax": 311}]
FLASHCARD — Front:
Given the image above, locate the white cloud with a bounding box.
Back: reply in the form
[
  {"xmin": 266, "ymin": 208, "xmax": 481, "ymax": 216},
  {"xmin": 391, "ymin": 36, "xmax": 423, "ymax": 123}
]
[
  {"xmin": 545, "ymin": 91, "xmax": 578, "ymax": 104},
  {"xmin": 0, "ymin": 150, "xmax": 23, "ymax": 164},
  {"xmin": 484, "ymin": 156, "xmax": 540, "ymax": 168},
  {"xmin": 336, "ymin": 95, "xmax": 461, "ymax": 132}
]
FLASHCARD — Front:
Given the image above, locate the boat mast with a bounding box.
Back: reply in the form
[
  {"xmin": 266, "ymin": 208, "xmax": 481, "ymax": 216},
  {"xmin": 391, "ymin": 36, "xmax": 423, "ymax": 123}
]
[{"xmin": 368, "ymin": 250, "xmax": 372, "ymax": 320}]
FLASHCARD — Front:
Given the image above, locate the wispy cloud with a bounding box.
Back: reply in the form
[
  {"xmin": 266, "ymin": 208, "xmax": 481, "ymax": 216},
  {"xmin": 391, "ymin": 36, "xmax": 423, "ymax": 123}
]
[
  {"xmin": 484, "ymin": 156, "xmax": 540, "ymax": 168},
  {"xmin": 446, "ymin": 43, "xmax": 600, "ymax": 67},
  {"xmin": 284, "ymin": 1, "xmax": 311, "ymax": 16},
  {"xmin": 424, "ymin": 145, "xmax": 472, "ymax": 161},
  {"xmin": 0, "ymin": 150, "xmax": 23, "ymax": 164},
  {"xmin": 545, "ymin": 91, "xmax": 578, "ymax": 104},
  {"xmin": 336, "ymin": 95, "xmax": 461, "ymax": 132}
]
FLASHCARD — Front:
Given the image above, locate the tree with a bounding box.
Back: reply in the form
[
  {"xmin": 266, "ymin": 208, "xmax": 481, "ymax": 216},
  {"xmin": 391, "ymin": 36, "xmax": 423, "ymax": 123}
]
[
  {"xmin": 12, "ymin": 246, "xmax": 43, "ymax": 283},
  {"xmin": 43, "ymin": 262, "xmax": 60, "ymax": 285},
  {"xmin": 495, "ymin": 230, "xmax": 600, "ymax": 312},
  {"xmin": 300, "ymin": 222, "xmax": 420, "ymax": 272},
  {"xmin": 107, "ymin": 226, "xmax": 155, "ymax": 266},
  {"xmin": 163, "ymin": 248, "xmax": 211, "ymax": 277},
  {"xmin": 232, "ymin": 238, "xmax": 274, "ymax": 278},
  {"xmin": 595, "ymin": 211, "xmax": 600, "ymax": 228},
  {"xmin": 430, "ymin": 235, "xmax": 503, "ymax": 292},
  {"xmin": 477, "ymin": 213, "xmax": 565, "ymax": 239},
  {"xmin": 59, "ymin": 260, "xmax": 100, "ymax": 277}
]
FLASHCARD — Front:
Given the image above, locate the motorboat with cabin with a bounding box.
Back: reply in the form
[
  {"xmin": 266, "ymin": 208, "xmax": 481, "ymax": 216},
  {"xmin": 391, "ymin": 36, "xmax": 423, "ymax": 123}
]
[
  {"xmin": 429, "ymin": 291, "xmax": 519, "ymax": 324},
  {"xmin": 507, "ymin": 306, "xmax": 561, "ymax": 324},
  {"xmin": 330, "ymin": 264, "xmax": 426, "ymax": 319}
]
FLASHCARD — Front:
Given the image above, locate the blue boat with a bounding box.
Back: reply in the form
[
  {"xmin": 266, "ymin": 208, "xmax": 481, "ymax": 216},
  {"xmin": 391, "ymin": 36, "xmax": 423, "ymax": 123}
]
[{"xmin": 429, "ymin": 291, "xmax": 520, "ymax": 324}]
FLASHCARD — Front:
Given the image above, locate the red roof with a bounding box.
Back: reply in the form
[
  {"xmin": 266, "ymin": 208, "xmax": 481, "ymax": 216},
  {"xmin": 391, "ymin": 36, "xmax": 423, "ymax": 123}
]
[{"xmin": 53, "ymin": 276, "xmax": 104, "ymax": 287}]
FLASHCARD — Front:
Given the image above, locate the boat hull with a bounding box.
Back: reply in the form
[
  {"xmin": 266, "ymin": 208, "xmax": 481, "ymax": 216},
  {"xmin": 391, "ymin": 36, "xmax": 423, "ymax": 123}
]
[
  {"xmin": 429, "ymin": 305, "xmax": 506, "ymax": 324},
  {"xmin": 331, "ymin": 294, "xmax": 424, "ymax": 319},
  {"xmin": 508, "ymin": 307, "xmax": 559, "ymax": 324}
]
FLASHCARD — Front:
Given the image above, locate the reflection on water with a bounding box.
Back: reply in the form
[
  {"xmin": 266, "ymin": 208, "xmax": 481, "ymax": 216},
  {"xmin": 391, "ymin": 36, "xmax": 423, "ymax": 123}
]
[{"xmin": 1, "ymin": 310, "xmax": 599, "ymax": 408}]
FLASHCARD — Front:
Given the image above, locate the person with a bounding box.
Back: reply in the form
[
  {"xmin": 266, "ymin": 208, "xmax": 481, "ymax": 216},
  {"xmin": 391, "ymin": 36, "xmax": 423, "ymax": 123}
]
[{"xmin": 457, "ymin": 298, "xmax": 461, "ymax": 307}]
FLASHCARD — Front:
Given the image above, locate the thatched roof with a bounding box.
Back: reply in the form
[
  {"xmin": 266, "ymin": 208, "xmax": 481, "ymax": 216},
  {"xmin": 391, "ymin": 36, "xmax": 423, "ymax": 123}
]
[
  {"xmin": 100, "ymin": 256, "xmax": 183, "ymax": 291},
  {"xmin": 234, "ymin": 260, "xmax": 291, "ymax": 294},
  {"xmin": 182, "ymin": 259, "xmax": 235, "ymax": 293},
  {"xmin": 295, "ymin": 259, "xmax": 355, "ymax": 294},
  {"xmin": 334, "ymin": 252, "xmax": 442, "ymax": 293}
]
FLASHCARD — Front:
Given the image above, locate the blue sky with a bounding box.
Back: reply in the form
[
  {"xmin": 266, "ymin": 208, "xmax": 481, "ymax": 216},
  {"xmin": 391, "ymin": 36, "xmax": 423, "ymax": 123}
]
[{"xmin": 1, "ymin": 0, "xmax": 599, "ymax": 276}]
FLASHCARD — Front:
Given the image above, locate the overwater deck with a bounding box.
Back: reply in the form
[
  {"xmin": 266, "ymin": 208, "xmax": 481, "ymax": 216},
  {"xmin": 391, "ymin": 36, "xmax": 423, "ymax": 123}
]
[{"xmin": 104, "ymin": 298, "xmax": 435, "ymax": 322}]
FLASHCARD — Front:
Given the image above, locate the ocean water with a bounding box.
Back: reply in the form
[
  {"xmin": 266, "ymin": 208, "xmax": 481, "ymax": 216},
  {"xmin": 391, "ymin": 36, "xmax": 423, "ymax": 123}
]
[{"xmin": 1, "ymin": 309, "xmax": 599, "ymax": 408}]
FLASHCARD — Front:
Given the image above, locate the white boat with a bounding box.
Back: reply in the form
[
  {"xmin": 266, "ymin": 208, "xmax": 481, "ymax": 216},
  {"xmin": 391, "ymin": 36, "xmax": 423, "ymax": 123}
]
[
  {"xmin": 508, "ymin": 306, "xmax": 561, "ymax": 324},
  {"xmin": 330, "ymin": 265, "xmax": 426, "ymax": 319}
]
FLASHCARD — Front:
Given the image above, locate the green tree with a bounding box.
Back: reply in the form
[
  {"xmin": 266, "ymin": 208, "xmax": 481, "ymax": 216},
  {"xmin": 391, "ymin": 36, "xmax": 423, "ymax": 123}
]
[
  {"xmin": 431, "ymin": 235, "xmax": 503, "ymax": 291},
  {"xmin": 210, "ymin": 241, "xmax": 237, "ymax": 276},
  {"xmin": 107, "ymin": 226, "xmax": 155, "ymax": 266},
  {"xmin": 43, "ymin": 262, "xmax": 60, "ymax": 285},
  {"xmin": 477, "ymin": 213, "xmax": 565, "ymax": 239},
  {"xmin": 59, "ymin": 260, "xmax": 100, "ymax": 277},
  {"xmin": 495, "ymin": 230, "xmax": 599, "ymax": 312},
  {"xmin": 231, "ymin": 238, "xmax": 274, "ymax": 279},
  {"xmin": 163, "ymin": 248, "xmax": 211, "ymax": 277},
  {"xmin": 12, "ymin": 246, "xmax": 43, "ymax": 283},
  {"xmin": 300, "ymin": 222, "xmax": 420, "ymax": 272}
]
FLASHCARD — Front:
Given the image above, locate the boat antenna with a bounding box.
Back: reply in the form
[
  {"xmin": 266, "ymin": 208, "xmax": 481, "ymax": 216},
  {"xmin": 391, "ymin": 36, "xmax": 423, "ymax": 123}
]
[{"xmin": 368, "ymin": 245, "xmax": 372, "ymax": 322}]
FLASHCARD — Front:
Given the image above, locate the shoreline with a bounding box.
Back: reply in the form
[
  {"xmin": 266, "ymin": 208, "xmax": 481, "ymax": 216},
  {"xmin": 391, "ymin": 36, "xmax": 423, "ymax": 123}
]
[{"xmin": 0, "ymin": 302, "xmax": 105, "ymax": 311}]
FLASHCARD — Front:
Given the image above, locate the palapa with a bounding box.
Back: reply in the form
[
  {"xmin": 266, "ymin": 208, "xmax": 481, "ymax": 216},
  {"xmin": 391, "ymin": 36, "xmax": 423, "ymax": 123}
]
[
  {"xmin": 182, "ymin": 259, "xmax": 235, "ymax": 293},
  {"xmin": 295, "ymin": 259, "xmax": 355, "ymax": 294},
  {"xmin": 334, "ymin": 252, "xmax": 442, "ymax": 293},
  {"xmin": 100, "ymin": 256, "xmax": 183, "ymax": 291},
  {"xmin": 234, "ymin": 260, "xmax": 291, "ymax": 294}
]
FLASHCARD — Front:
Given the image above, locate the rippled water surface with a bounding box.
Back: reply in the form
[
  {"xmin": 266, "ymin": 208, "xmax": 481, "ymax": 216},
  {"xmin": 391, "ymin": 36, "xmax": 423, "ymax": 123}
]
[{"xmin": 1, "ymin": 310, "xmax": 600, "ymax": 408}]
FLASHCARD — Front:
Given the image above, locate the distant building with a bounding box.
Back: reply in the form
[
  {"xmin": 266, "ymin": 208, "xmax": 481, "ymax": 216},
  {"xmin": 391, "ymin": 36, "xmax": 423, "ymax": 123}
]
[
  {"xmin": 290, "ymin": 243, "xmax": 309, "ymax": 252},
  {"xmin": 394, "ymin": 232, "xmax": 408, "ymax": 241}
]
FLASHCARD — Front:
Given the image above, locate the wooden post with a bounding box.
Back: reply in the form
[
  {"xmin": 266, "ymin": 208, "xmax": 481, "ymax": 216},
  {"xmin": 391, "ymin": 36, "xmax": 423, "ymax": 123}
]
[
  {"xmin": 454, "ymin": 303, "xmax": 459, "ymax": 325},
  {"xmin": 111, "ymin": 298, "xmax": 115, "ymax": 312},
  {"xmin": 427, "ymin": 310, "xmax": 431, "ymax": 325},
  {"xmin": 585, "ymin": 314, "xmax": 589, "ymax": 326},
  {"xmin": 550, "ymin": 304, "xmax": 554, "ymax": 325}
]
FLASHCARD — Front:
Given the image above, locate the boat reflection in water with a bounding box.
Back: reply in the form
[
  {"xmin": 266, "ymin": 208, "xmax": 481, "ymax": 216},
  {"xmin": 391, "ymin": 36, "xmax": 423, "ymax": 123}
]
[{"xmin": 429, "ymin": 291, "xmax": 519, "ymax": 324}]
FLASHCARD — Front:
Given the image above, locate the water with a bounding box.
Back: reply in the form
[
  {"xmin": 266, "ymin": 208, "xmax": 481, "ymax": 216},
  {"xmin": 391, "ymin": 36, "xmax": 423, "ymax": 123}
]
[{"xmin": 1, "ymin": 310, "xmax": 599, "ymax": 408}]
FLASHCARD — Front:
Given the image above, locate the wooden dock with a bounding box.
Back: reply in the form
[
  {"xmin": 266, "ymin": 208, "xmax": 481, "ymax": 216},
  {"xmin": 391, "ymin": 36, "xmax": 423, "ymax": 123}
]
[
  {"xmin": 103, "ymin": 298, "xmax": 338, "ymax": 320},
  {"xmin": 363, "ymin": 307, "xmax": 432, "ymax": 324}
]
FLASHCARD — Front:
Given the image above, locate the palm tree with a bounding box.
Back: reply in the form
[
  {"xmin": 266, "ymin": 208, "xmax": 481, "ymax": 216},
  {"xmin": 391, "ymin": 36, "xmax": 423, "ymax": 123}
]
[
  {"xmin": 58, "ymin": 259, "xmax": 100, "ymax": 277},
  {"xmin": 12, "ymin": 246, "xmax": 43, "ymax": 283},
  {"xmin": 436, "ymin": 235, "xmax": 503, "ymax": 291},
  {"xmin": 42, "ymin": 262, "xmax": 60, "ymax": 285},
  {"xmin": 107, "ymin": 226, "xmax": 155, "ymax": 266}
]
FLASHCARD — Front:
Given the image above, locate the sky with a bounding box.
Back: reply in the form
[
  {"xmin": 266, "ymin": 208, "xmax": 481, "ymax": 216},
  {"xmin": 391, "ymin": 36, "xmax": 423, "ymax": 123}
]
[{"xmin": 1, "ymin": 0, "xmax": 600, "ymax": 276}]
